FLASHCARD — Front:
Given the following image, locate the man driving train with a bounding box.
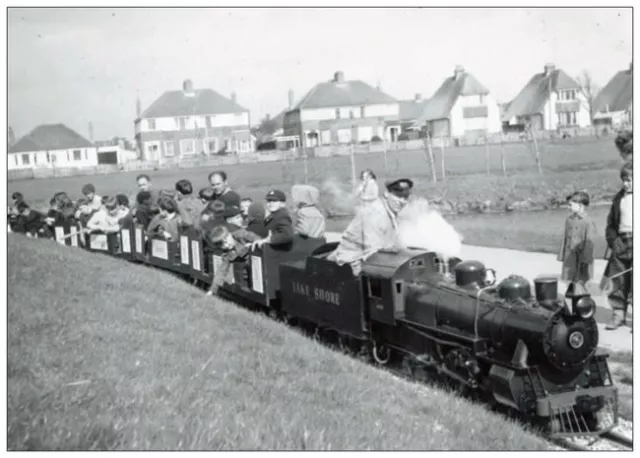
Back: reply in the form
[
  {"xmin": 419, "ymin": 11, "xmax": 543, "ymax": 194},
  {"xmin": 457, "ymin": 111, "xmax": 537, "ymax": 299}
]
[{"xmin": 327, "ymin": 178, "xmax": 413, "ymax": 275}]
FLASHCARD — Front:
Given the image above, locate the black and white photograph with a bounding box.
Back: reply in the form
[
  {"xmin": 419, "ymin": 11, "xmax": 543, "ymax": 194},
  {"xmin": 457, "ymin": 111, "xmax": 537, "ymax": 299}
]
[{"xmin": 5, "ymin": 4, "xmax": 634, "ymax": 451}]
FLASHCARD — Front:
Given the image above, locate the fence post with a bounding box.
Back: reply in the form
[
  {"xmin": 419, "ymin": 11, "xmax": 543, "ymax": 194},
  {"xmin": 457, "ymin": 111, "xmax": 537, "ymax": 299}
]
[
  {"xmin": 500, "ymin": 137, "xmax": 507, "ymax": 176},
  {"xmin": 383, "ymin": 140, "xmax": 389, "ymax": 176},
  {"xmin": 485, "ymin": 136, "xmax": 490, "ymax": 175},
  {"xmin": 424, "ymin": 132, "xmax": 437, "ymax": 183},
  {"xmin": 440, "ymin": 136, "xmax": 446, "ymax": 180},
  {"xmin": 349, "ymin": 143, "xmax": 357, "ymax": 191}
]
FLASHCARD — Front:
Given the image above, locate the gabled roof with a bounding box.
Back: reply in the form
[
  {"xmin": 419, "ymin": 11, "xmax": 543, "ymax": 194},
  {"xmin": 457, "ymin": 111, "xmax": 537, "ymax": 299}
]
[
  {"xmin": 9, "ymin": 124, "xmax": 93, "ymax": 154},
  {"xmin": 141, "ymin": 87, "xmax": 248, "ymax": 119},
  {"xmin": 399, "ymin": 96, "xmax": 430, "ymax": 121},
  {"xmin": 593, "ymin": 66, "xmax": 632, "ymax": 114},
  {"xmin": 293, "ymin": 72, "xmax": 397, "ymax": 110},
  {"xmin": 503, "ymin": 65, "xmax": 580, "ymax": 120},
  {"xmin": 417, "ymin": 68, "xmax": 490, "ymax": 122}
]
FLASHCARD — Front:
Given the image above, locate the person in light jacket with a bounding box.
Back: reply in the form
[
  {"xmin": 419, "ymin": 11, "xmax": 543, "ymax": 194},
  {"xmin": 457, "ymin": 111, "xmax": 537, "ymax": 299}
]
[
  {"xmin": 291, "ymin": 184, "xmax": 325, "ymax": 239},
  {"xmin": 328, "ymin": 178, "xmax": 413, "ymax": 275},
  {"xmin": 355, "ymin": 169, "xmax": 380, "ymax": 206}
]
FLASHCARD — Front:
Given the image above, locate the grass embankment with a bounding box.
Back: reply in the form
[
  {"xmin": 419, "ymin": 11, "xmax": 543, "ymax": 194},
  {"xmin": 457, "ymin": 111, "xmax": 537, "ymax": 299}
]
[{"xmin": 8, "ymin": 234, "xmax": 550, "ymax": 451}]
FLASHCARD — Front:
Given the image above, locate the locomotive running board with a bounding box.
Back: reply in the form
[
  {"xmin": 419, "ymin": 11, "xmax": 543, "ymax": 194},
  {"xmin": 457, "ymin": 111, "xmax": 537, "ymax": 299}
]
[{"xmin": 401, "ymin": 320, "xmax": 489, "ymax": 355}]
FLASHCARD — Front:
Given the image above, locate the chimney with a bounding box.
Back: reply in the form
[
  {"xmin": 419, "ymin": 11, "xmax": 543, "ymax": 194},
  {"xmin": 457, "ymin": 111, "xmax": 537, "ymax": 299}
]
[
  {"xmin": 415, "ymin": 93, "xmax": 422, "ymax": 102},
  {"xmin": 183, "ymin": 79, "xmax": 194, "ymax": 95},
  {"xmin": 544, "ymin": 63, "xmax": 556, "ymax": 76},
  {"xmin": 231, "ymin": 91, "xmax": 237, "ymax": 105},
  {"xmin": 334, "ymin": 71, "xmax": 345, "ymax": 83},
  {"xmin": 376, "ymin": 81, "xmax": 382, "ymax": 91},
  {"xmin": 288, "ymin": 89, "xmax": 295, "ymax": 109},
  {"xmin": 135, "ymin": 95, "xmax": 141, "ymax": 118},
  {"xmin": 88, "ymin": 122, "xmax": 94, "ymax": 143},
  {"xmin": 454, "ymin": 65, "xmax": 465, "ymax": 80}
]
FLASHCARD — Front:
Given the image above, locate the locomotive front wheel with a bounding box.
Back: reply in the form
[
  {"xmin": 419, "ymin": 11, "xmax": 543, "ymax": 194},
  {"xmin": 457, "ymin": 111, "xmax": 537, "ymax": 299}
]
[{"xmin": 372, "ymin": 343, "xmax": 391, "ymax": 365}]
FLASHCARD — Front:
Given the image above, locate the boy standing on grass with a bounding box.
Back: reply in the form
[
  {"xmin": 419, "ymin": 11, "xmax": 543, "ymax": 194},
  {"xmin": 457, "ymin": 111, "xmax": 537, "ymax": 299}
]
[
  {"xmin": 557, "ymin": 191, "xmax": 597, "ymax": 302},
  {"xmin": 602, "ymin": 162, "xmax": 633, "ymax": 330}
]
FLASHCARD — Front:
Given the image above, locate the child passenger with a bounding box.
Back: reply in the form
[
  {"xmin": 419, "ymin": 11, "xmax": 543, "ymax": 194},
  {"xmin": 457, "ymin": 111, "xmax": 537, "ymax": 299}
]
[
  {"xmin": 86, "ymin": 196, "xmax": 128, "ymax": 234},
  {"xmin": 291, "ymin": 184, "xmax": 325, "ymax": 239}
]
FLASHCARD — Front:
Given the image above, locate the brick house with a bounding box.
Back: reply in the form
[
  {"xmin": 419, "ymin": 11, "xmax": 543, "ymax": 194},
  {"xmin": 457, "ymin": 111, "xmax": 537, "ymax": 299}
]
[
  {"xmin": 134, "ymin": 79, "xmax": 254, "ymax": 162},
  {"xmin": 283, "ymin": 71, "xmax": 401, "ymax": 147}
]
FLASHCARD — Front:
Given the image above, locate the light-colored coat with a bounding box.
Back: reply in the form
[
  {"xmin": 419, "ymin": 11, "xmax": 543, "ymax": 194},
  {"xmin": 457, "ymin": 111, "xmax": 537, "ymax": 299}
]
[
  {"xmin": 328, "ymin": 197, "xmax": 400, "ymax": 266},
  {"xmin": 294, "ymin": 205, "xmax": 326, "ymax": 239}
]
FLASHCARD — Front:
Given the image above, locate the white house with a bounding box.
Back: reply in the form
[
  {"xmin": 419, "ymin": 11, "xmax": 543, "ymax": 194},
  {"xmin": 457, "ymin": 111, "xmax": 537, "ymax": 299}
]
[
  {"xmin": 416, "ymin": 66, "xmax": 502, "ymax": 139},
  {"xmin": 502, "ymin": 63, "xmax": 591, "ymax": 131},
  {"xmin": 592, "ymin": 63, "xmax": 633, "ymax": 127},
  {"xmin": 283, "ymin": 71, "xmax": 401, "ymax": 147},
  {"xmin": 134, "ymin": 79, "xmax": 254, "ymax": 162},
  {"xmin": 8, "ymin": 124, "xmax": 98, "ymax": 171}
]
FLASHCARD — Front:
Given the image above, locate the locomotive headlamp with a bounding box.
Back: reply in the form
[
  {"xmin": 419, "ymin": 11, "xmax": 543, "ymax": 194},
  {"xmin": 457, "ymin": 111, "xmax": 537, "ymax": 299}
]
[
  {"xmin": 568, "ymin": 331, "xmax": 585, "ymax": 349},
  {"xmin": 574, "ymin": 296, "xmax": 596, "ymax": 319}
]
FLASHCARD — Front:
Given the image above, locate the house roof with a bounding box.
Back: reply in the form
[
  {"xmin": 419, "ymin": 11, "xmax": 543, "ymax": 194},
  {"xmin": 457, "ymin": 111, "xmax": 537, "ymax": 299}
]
[
  {"xmin": 592, "ymin": 66, "xmax": 632, "ymax": 114},
  {"xmin": 417, "ymin": 68, "xmax": 490, "ymax": 123},
  {"xmin": 293, "ymin": 72, "xmax": 397, "ymax": 110},
  {"xmin": 141, "ymin": 86, "xmax": 248, "ymax": 119},
  {"xmin": 9, "ymin": 124, "xmax": 93, "ymax": 154},
  {"xmin": 399, "ymin": 96, "xmax": 430, "ymax": 121},
  {"xmin": 502, "ymin": 65, "xmax": 580, "ymax": 120}
]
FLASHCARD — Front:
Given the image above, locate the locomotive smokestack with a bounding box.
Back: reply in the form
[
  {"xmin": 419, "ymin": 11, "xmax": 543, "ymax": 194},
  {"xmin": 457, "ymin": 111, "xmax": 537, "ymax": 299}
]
[{"xmin": 534, "ymin": 276, "xmax": 558, "ymax": 308}]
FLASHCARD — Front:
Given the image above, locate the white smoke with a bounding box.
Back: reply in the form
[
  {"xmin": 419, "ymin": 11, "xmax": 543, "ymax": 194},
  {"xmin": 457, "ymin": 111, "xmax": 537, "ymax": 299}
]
[
  {"xmin": 318, "ymin": 176, "xmax": 358, "ymax": 217},
  {"xmin": 397, "ymin": 198, "xmax": 464, "ymax": 259}
]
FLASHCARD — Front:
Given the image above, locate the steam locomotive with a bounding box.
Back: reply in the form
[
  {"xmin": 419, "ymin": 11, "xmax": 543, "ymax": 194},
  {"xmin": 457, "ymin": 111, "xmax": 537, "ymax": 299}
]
[{"xmin": 29, "ymin": 220, "xmax": 619, "ymax": 438}]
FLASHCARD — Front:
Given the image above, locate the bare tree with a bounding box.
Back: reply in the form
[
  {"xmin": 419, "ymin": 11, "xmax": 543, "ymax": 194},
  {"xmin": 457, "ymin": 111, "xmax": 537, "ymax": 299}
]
[{"xmin": 576, "ymin": 70, "xmax": 600, "ymax": 122}]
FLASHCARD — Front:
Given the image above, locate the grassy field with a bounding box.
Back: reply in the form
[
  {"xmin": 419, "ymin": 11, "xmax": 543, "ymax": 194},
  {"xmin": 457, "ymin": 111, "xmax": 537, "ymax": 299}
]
[
  {"xmin": 606, "ymin": 351, "xmax": 633, "ymax": 421},
  {"xmin": 7, "ymin": 234, "xmax": 551, "ymax": 451},
  {"xmin": 8, "ymin": 136, "xmax": 624, "ymax": 216}
]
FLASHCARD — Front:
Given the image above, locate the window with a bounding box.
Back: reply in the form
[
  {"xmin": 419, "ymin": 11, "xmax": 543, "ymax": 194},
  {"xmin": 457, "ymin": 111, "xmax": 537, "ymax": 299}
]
[
  {"xmin": 175, "ymin": 117, "xmax": 187, "ymax": 130},
  {"xmin": 147, "ymin": 119, "xmax": 156, "ymax": 130},
  {"xmin": 84, "ymin": 150, "xmax": 88, "ymax": 160},
  {"xmin": 321, "ymin": 130, "xmax": 332, "ymax": 145},
  {"xmin": 558, "ymin": 112, "xmax": 578, "ymax": 126},
  {"xmin": 337, "ymin": 129, "xmax": 351, "ymax": 144},
  {"xmin": 14, "ymin": 155, "xmax": 18, "ymax": 166},
  {"xmin": 206, "ymin": 116, "xmax": 212, "ymax": 129},
  {"xmin": 560, "ymin": 90, "xmax": 576, "ymax": 101},
  {"xmin": 180, "ymin": 139, "xmax": 196, "ymax": 155},
  {"xmin": 368, "ymin": 278, "xmax": 383, "ymax": 299},
  {"xmin": 164, "ymin": 141, "xmax": 175, "ymax": 157},
  {"xmin": 21, "ymin": 154, "xmax": 30, "ymax": 165},
  {"xmin": 335, "ymin": 108, "xmax": 341, "ymax": 119},
  {"xmin": 146, "ymin": 143, "xmax": 159, "ymax": 154},
  {"xmin": 73, "ymin": 149, "xmax": 82, "ymax": 161},
  {"xmin": 349, "ymin": 110, "xmax": 355, "ymax": 119},
  {"xmin": 360, "ymin": 106, "xmax": 366, "ymax": 118}
]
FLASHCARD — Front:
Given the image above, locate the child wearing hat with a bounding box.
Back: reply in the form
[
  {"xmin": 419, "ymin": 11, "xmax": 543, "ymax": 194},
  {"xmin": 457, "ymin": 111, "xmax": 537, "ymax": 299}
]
[
  {"xmin": 246, "ymin": 202, "xmax": 269, "ymax": 238},
  {"xmin": 205, "ymin": 224, "xmax": 261, "ymax": 296},
  {"xmin": 602, "ymin": 162, "xmax": 633, "ymax": 330},
  {"xmin": 557, "ymin": 190, "xmax": 597, "ymax": 300},
  {"xmin": 250, "ymin": 189, "xmax": 294, "ymax": 250},
  {"xmin": 291, "ymin": 184, "xmax": 325, "ymax": 239}
]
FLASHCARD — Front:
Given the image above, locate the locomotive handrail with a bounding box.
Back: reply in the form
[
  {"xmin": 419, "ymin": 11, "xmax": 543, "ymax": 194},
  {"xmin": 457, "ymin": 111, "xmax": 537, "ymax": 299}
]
[{"xmin": 474, "ymin": 285, "xmax": 498, "ymax": 339}]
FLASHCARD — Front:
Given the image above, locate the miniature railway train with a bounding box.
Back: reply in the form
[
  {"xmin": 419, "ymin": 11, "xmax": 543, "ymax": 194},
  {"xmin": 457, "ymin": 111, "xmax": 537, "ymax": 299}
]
[{"xmin": 25, "ymin": 219, "xmax": 620, "ymax": 439}]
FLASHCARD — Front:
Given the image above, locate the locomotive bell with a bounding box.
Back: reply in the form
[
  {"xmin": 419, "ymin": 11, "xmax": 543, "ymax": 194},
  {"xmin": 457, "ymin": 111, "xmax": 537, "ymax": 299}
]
[
  {"xmin": 534, "ymin": 276, "xmax": 558, "ymax": 307},
  {"xmin": 498, "ymin": 275, "xmax": 532, "ymax": 302},
  {"xmin": 454, "ymin": 260, "xmax": 486, "ymax": 288}
]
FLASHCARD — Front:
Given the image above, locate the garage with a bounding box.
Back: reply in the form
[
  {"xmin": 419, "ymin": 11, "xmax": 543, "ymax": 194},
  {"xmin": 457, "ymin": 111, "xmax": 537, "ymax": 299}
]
[{"xmin": 97, "ymin": 151, "xmax": 118, "ymax": 164}]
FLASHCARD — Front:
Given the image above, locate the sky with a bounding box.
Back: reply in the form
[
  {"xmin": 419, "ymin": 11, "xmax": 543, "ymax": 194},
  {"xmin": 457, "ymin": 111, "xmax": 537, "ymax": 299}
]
[{"xmin": 7, "ymin": 7, "xmax": 633, "ymax": 141}]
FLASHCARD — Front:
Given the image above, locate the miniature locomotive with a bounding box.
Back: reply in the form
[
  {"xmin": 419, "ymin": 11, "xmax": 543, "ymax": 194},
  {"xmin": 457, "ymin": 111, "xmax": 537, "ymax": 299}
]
[{"xmin": 30, "ymin": 221, "xmax": 619, "ymax": 438}]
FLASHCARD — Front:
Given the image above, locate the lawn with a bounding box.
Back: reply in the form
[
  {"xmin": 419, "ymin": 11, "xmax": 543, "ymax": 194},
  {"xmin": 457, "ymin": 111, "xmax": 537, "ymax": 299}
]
[
  {"xmin": 8, "ymin": 136, "xmax": 624, "ymax": 216},
  {"xmin": 7, "ymin": 234, "xmax": 551, "ymax": 451}
]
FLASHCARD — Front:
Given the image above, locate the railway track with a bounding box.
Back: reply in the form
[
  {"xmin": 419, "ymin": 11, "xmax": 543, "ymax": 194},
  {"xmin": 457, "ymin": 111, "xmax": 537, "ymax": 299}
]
[{"xmin": 554, "ymin": 426, "xmax": 633, "ymax": 451}]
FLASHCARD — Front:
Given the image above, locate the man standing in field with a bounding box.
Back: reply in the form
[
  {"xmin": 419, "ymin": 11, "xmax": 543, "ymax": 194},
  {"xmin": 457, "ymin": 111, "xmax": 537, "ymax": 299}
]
[{"xmin": 327, "ymin": 178, "xmax": 413, "ymax": 275}]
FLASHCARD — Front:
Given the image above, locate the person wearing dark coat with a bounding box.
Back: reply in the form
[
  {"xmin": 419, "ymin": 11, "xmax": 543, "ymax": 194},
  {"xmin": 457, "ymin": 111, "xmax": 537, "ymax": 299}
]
[
  {"xmin": 133, "ymin": 191, "xmax": 158, "ymax": 230},
  {"xmin": 208, "ymin": 171, "xmax": 241, "ymax": 207},
  {"xmin": 601, "ymin": 162, "xmax": 633, "ymax": 330},
  {"xmin": 250, "ymin": 189, "xmax": 294, "ymax": 250},
  {"xmin": 14, "ymin": 201, "xmax": 50, "ymax": 238},
  {"xmin": 246, "ymin": 202, "xmax": 269, "ymax": 238}
]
